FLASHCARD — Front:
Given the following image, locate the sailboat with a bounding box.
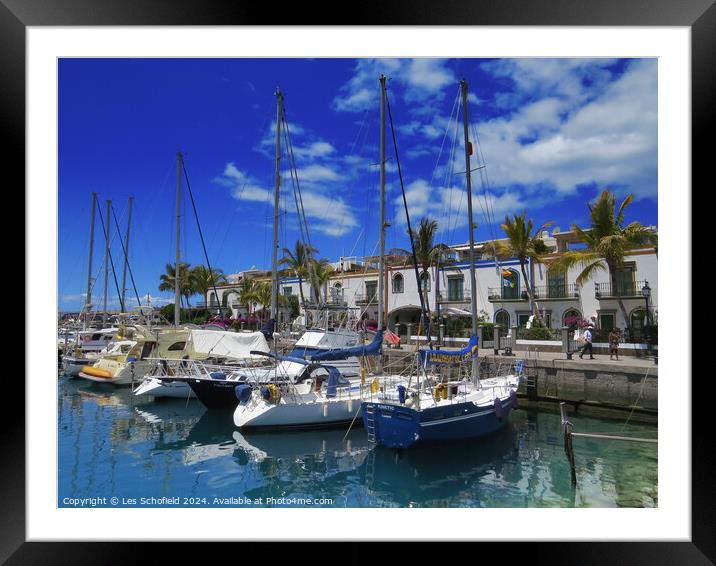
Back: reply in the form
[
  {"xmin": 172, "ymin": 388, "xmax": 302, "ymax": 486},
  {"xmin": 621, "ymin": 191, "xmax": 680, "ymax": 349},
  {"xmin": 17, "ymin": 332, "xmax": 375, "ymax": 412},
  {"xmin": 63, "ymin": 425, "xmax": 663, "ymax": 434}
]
[
  {"xmin": 359, "ymin": 79, "xmax": 522, "ymax": 449},
  {"xmin": 232, "ymin": 83, "xmax": 390, "ymax": 428}
]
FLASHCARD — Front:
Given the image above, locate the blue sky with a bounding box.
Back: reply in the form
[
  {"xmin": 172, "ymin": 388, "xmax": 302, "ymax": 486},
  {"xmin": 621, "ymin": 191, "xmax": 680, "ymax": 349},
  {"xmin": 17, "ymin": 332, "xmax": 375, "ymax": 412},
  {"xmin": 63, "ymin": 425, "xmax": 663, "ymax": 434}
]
[{"xmin": 58, "ymin": 58, "xmax": 657, "ymax": 311}]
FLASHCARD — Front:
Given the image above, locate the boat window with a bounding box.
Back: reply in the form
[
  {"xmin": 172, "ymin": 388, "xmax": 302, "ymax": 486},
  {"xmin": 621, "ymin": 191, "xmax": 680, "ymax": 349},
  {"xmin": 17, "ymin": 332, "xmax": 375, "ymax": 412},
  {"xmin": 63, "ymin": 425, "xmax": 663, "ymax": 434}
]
[{"xmin": 167, "ymin": 341, "xmax": 186, "ymax": 351}]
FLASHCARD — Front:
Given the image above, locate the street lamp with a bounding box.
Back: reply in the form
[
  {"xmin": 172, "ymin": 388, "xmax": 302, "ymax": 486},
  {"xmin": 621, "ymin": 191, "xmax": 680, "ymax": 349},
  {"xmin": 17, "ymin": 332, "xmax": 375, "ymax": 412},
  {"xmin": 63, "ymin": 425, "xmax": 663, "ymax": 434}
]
[{"xmin": 641, "ymin": 281, "xmax": 652, "ymax": 358}]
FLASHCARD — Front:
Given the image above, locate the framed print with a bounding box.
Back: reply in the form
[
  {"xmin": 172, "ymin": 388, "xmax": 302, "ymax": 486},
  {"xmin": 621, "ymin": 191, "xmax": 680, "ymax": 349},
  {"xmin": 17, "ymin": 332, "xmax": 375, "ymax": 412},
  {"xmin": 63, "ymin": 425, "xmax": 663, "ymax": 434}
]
[{"xmin": 6, "ymin": 0, "xmax": 713, "ymax": 561}]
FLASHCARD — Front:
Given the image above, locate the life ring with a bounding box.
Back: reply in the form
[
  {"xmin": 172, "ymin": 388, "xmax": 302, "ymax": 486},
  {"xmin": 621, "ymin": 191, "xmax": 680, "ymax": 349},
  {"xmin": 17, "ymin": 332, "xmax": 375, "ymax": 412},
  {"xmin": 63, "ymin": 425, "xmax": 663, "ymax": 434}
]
[{"xmin": 81, "ymin": 366, "xmax": 113, "ymax": 378}]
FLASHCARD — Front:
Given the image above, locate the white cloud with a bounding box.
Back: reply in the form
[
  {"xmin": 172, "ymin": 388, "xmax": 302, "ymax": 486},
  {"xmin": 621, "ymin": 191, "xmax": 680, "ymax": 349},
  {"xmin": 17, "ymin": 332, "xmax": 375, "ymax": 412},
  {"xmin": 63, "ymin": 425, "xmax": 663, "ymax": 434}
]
[
  {"xmin": 332, "ymin": 58, "xmax": 455, "ymax": 113},
  {"xmin": 472, "ymin": 59, "xmax": 657, "ymax": 199},
  {"xmin": 215, "ymin": 163, "xmax": 357, "ymax": 237}
]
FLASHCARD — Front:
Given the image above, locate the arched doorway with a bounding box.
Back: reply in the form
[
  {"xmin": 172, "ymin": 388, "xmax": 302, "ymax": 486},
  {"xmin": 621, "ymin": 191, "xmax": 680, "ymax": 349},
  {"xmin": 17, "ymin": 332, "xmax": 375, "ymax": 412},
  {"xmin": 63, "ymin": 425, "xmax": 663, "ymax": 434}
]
[
  {"xmin": 494, "ymin": 309, "xmax": 510, "ymax": 330},
  {"xmin": 562, "ymin": 308, "xmax": 582, "ymax": 330}
]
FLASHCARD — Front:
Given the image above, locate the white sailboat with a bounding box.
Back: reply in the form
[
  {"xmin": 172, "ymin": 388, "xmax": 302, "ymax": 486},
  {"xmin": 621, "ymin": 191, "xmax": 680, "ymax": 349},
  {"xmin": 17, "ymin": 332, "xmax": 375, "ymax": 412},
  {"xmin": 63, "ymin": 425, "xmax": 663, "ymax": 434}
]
[
  {"xmin": 360, "ymin": 79, "xmax": 522, "ymax": 449},
  {"xmin": 232, "ymin": 80, "xmax": 391, "ymax": 429}
]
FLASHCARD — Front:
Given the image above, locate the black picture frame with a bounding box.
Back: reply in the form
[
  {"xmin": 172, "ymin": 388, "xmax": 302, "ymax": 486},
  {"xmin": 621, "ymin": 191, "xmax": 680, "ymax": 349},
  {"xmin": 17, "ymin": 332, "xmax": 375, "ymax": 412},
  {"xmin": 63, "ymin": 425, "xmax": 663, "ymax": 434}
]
[{"xmin": 6, "ymin": 0, "xmax": 710, "ymax": 561}]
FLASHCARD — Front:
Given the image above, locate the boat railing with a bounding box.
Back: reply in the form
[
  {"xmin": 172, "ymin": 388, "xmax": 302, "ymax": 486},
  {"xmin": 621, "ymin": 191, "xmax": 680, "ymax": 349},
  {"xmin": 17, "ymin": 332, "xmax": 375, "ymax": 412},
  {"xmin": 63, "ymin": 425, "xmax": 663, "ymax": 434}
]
[{"xmin": 144, "ymin": 358, "xmax": 267, "ymax": 382}]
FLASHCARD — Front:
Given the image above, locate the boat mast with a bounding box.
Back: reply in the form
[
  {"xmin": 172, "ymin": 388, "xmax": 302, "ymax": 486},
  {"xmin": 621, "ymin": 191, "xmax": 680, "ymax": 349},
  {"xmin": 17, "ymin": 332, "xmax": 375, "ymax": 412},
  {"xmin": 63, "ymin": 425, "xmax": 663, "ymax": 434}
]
[
  {"xmin": 103, "ymin": 199, "xmax": 111, "ymax": 323},
  {"xmin": 378, "ymin": 75, "xmax": 387, "ymax": 332},
  {"xmin": 460, "ymin": 79, "xmax": 480, "ymax": 386},
  {"xmin": 84, "ymin": 192, "xmax": 97, "ymax": 327},
  {"xmin": 175, "ymin": 152, "xmax": 183, "ymax": 326},
  {"xmin": 120, "ymin": 196, "xmax": 133, "ymax": 313},
  {"xmin": 271, "ymin": 89, "xmax": 284, "ymax": 323}
]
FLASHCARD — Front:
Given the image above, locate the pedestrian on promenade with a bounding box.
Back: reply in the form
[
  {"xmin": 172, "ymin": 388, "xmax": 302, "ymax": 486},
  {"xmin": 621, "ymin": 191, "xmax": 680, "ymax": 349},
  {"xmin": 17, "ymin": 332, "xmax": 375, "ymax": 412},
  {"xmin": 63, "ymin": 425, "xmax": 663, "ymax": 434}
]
[
  {"xmin": 579, "ymin": 324, "xmax": 595, "ymax": 360},
  {"xmin": 608, "ymin": 329, "xmax": 620, "ymax": 361}
]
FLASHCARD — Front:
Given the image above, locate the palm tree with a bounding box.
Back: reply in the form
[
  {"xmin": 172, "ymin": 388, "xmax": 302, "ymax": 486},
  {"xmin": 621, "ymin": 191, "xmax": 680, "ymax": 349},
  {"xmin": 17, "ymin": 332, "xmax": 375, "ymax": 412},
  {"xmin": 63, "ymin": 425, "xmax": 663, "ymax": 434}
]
[
  {"xmin": 492, "ymin": 212, "xmax": 553, "ymax": 326},
  {"xmin": 406, "ymin": 217, "xmax": 452, "ymax": 321},
  {"xmin": 548, "ymin": 189, "xmax": 657, "ymax": 332},
  {"xmin": 308, "ymin": 258, "xmax": 334, "ymax": 304},
  {"xmin": 279, "ymin": 240, "xmax": 317, "ymax": 311},
  {"xmin": 237, "ymin": 278, "xmax": 258, "ymax": 316},
  {"xmin": 190, "ymin": 265, "xmax": 229, "ymax": 311},
  {"xmin": 158, "ymin": 262, "xmax": 194, "ymax": 308},
  {"xmin": 249, "ymin": 281, "xmax": 273, "ymax": 320}
]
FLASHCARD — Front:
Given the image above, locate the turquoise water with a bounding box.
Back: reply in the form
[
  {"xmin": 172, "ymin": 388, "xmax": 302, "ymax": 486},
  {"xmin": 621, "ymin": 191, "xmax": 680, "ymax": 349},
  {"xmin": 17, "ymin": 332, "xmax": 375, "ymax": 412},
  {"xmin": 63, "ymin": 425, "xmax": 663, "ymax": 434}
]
[{"xmin": 58, "ymin": 375, "xmax": 658, "ymax": 508}]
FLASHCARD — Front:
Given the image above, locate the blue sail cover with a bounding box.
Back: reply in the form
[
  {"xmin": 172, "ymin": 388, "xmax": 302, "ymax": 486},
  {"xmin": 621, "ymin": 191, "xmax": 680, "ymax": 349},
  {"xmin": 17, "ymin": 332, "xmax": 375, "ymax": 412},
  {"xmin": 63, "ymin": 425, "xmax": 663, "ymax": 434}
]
[
  {"xmin": 309, "ymin": 331, "xmax": 383, "ymax": 362},
  {"xmin": 418, "ymin": 335, "xmax": 479, "ymax": 365},
  {"xmin": 249, "ymin": 350, "xmax": 309, "ymax": 365}
]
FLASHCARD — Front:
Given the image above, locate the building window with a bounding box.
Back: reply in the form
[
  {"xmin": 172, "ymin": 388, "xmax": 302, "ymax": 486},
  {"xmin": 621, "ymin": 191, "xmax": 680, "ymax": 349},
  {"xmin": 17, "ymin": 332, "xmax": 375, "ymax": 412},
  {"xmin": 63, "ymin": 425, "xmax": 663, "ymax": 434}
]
[
  {"xmin": 447, "ymin": 276, "xmax": 464, "ymax": 301},
  {"xmin": 547, "ymin": 268, "xmax": 567, "ymax": 298},
  {"xmin": 283, "ymin": 287, "xmax": 292, "ymax": 296},
  {"xmin": 517, "ymin": 313, "xmax": 531, "ymax": 327},
  {"xmin": 420, "ymin": 272, "xmax": 430, "ymax": 292},
  {"xmin": 615, "ymin": 264, "xmax": 636, "ymax": 296},
  {"xmin": 392, "ymin": 273, "xmax": 404, "ymax": 293},
  {"xmin": 501, "ymin": 268, "xmax": 520, "ymax": 300},
  {"xmin": 598, "ymin": 311, "xmax": 616, "ymax": 331},
  {"xmin": 630, "ymin": 308, "xmax": 647, "ymax": 341},
  {"xmin": 209, "ymin": 292, "xmax": 219, "ymax": 306},
  {"xmin": 365, "ymin": 281, "xmax": 377, "ymax": 302}
]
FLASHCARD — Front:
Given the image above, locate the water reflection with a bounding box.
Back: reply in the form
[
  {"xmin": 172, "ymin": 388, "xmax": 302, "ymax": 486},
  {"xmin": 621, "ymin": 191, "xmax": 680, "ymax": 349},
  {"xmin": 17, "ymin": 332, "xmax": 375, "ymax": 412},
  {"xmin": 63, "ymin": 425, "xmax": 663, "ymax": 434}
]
[{"xmin": 58, "ymin": 376, "xmax": 657, "ymax": 508}]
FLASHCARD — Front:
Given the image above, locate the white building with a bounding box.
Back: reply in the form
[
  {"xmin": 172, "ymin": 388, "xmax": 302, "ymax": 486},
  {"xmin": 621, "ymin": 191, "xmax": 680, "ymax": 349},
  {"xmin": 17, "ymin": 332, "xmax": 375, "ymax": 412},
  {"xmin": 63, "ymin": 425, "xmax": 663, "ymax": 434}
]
[{"xmin": 206, "ymin": 227, "xmax": 658, "ymax": 340}]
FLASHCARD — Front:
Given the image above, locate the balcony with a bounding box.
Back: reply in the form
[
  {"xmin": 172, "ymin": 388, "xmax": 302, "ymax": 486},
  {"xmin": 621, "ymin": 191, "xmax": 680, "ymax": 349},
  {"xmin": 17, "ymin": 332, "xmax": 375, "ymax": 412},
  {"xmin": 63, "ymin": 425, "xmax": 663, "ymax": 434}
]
[
  {"xmin": 595, "ymin": 280, "xmax": 647, "ymax": 299},
  {"xmin": 533, "ymin": 284, "xmax": 580, "ymax": 300},
  {"xmin": 487, "ymin": 287, "xmax": 525, "ymax": 302},
  {"xmin": 355, "ymin": 292, "xmax": 378, "ymax": 305},
  {"xmin": 488, "ymin": 283, "xmax": 580, "ymax": 302},
  {"xmin": 437, "ymin": 291, "xmax": 472, "ymax": 303}
]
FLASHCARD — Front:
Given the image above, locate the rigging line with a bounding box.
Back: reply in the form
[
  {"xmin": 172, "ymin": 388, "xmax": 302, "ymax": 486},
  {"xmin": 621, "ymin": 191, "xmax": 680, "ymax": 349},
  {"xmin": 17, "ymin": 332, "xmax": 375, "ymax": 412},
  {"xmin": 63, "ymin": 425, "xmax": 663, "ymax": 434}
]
[
  {"xmin": 433, "ymin": 88, "xmax": 463, "ymax": 238},
  {"xmin": 181, "ymin": 160, "xmax": 223, "ymax": 317},
  {"xmin": 283, "ymin": 113, "xmax": 315, "ymax": 256},
  {"xmin": 385, "ymin": 87, "xmax": 433, "ymax": 351},
  {"xmin": 95, "ymin": 201, "xmax": 125, "ymax": 312},
  {"xmin": 470, "ymin": 119, "xmax": 500, "ymax": 246},
  {"xmin": 110, "ymin": 205, "xmax": 143, "ymax": 309},
  {"xmin": 445, "ymin": 103, "xmax": 462, "ymax": 244},
  {"xmin": 282, "ymin": 112, "xmax": 319, "ymax": 300},
  {"xmin": 281, "ymin": 121, "xmax": 309, "ymax": 255}
]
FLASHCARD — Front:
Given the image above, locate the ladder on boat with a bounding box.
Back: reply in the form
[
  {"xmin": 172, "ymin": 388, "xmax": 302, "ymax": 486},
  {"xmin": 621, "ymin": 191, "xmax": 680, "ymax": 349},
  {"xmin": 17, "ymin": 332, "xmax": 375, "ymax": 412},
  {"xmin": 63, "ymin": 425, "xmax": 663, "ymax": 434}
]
[{"xmin": 364, "ymin": 405, "xmax": 377, "ymax": 444}]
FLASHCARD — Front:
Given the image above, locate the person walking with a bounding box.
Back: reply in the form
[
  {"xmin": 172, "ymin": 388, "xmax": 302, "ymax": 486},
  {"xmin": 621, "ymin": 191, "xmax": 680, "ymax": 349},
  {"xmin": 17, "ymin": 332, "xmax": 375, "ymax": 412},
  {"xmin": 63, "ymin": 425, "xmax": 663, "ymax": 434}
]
[
  {"xmin": 579, "ymin": 324, "xmax": 595, "ymax": 359},
  {"xmin": 608, "ymin": 329, "xmax": 620, "ymax": 361}
]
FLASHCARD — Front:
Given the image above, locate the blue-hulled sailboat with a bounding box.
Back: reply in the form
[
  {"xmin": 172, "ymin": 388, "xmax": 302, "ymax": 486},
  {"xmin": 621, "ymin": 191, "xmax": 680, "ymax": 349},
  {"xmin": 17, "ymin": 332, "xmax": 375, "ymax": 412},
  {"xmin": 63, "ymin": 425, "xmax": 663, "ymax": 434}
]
[{"xmin": 360, "ymin": 79, "xmax": 522, "ymax": 449}]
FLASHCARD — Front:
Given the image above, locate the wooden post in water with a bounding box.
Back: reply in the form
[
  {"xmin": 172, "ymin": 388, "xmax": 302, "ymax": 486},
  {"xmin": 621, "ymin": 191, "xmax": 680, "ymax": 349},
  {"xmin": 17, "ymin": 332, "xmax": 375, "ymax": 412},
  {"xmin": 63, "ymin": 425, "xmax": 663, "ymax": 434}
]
[{"xmin": 560, "ymin": 402, "xmax": 577, "ymax": 487}]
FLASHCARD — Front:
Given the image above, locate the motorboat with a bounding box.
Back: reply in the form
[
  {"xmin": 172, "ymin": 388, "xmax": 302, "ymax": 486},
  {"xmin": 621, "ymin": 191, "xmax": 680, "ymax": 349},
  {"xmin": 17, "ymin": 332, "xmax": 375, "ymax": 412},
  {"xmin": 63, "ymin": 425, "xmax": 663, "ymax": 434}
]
[
  {"xmin": 77, "ymin": 325, "xmax": 189, "ymax": 385},
  {"xmin": 132, "ymin": 328, "xmax": 271, "ymax": 399}
]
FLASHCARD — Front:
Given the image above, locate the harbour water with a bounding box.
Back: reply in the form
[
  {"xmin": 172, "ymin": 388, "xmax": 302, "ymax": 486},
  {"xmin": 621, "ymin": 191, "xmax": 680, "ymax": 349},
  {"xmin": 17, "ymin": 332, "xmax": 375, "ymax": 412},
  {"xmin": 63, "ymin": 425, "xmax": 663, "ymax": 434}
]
[{"xmin": 58, "ymin": 375, "xmax": 658, "ymax": 508}]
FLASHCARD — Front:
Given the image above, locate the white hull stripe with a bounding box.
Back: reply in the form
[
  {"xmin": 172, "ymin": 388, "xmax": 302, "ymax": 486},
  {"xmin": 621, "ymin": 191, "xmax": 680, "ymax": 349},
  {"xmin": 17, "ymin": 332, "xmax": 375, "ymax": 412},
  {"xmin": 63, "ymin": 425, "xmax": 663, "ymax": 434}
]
[{"xmin": 419, "ymin": 407, "xmax": 502, "ymax": 427}]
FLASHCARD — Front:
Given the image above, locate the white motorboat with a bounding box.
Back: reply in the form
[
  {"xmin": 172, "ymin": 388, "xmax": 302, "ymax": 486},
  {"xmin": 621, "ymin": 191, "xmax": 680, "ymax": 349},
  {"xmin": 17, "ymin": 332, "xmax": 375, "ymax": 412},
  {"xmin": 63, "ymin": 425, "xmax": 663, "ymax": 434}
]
[
  {"xmin": 63, "ymin": 339, "xmax": 136, "ymax": 377},
  {"xmin": 78, "ymin": 325, "xmax": 189, "ymax": 385},
  {"xmin": 132, "ymin": 328, "xmax": 271, "ymax": 399}
]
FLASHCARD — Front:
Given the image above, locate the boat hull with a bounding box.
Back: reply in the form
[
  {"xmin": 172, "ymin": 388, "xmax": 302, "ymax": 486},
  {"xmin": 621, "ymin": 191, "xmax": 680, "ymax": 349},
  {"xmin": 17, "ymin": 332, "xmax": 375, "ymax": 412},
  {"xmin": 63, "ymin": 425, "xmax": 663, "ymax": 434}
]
[
  {"xmin": 185, "ymin": 378, "xmax": 244, "ymax": 410},
  {"xmin": 234, "ymin": 397, "xmax": 360, "ymax": 430},
  {"xmin": 62, "ymin": 357, "xmax": 93, "ymax": 377},
  {"xmin": 133, "ymin": 377, "xmax": 196, "ymax": 399},
  {"xmin": 361, "ymin": 397, "xmax": 514, "ymax": 449}
]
